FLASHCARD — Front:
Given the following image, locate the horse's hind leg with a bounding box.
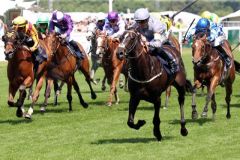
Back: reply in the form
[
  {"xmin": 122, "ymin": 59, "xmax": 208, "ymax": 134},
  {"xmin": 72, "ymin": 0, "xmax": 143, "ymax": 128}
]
[
  {"xmin": 72, "ymin": 76, "xmax": 88, "ymax": 108},
  {"xmin": 164, "ymin": 86, "xmax": 171, "ymax": 109},
  {"xmin": 78, "ymin": 67, "xmax": 97, "ymax": 100},
  {"xmin": 127, "ymin": 96, "xmax": 145, "ymax": 130},
  {"xmin": 124, "ymin": 74, "xmax": 128, "ymax": 92},
  {"xmin": 225, "ymin": 80, "xmax": 233, "ymax": 119},
  {"xmin": 114, "ymin": 88, "xmax": 119, "ymax": 105},
  {"xmin": 211, "ymin": 93, "xmax": 217, "ymax": 120},
  {"xmin": 101, "ymin": 75, "xmax": 107, "ymax": 91},
  {"xmin": 40, "ymin": 79, "xmax": 53, "ymax": 113},
  {"xmin": 153, "ymin": 98, "xmax": 162, "ymax": 141},
  {"xmin": 174, "ymin": 82, "xmax": 188, "ymax": 136}
]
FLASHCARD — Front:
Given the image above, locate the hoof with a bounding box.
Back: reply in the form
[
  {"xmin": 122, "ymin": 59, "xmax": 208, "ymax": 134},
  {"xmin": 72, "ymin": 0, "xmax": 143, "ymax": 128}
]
[
  {"xmin": 181, "ymin": 128, "xmax": 188, "ymax": 136},
  {"xmin": 115, "ymin": 102, "xmax": 119, "ymax": 105},
  {"xmin": 91, "ymin": 93, "xmax": 97, "ymax": 100},
  {"xmin": 25, "ymin": 114, "xmax": 32, "ymax": 119},
  {"xmin": 16, "ymin": 108, "xmax": 23, "ymax": 117},
  {"xmin": 82, "ymin": 102, "xmax": 88, "ymax": 108},
  {"xmin": 154, "ymin": 133, "xmax": 162, "ymax": 141},
  {"xmin": 136, "ymin": 120, "xmax": 146, "ymax": 129},
  {"xmin": 201, "ymin": 112, "xmax": 208, "ymax": 118},
  {"xmin": 119, "ymin": 83, "xmax": 124, "ymax": 89},
  {"xmin": 192, "ymin": 111, "xmax": 198, "ymax": 120},
  {"xmin": 154, "ymin": 128, "xmax": 162, "ymax": 141},
  {"xmin": 101, "ymin": 86, "xmax": 106, "ymax": 91},
  {"xmin": 40, "ymin": 107, "xmax": 46, "ymax": 113},
  {"xmin": 163, "ymin": 107, "xmax": 167, "ymax": 110},
  {"xmin": 8, "ymin": 101, "xmax": 15, "ymax": 107},
  {"xmin": 106, "ymin": 102, "xmax": 112, "ymax": 107},
  {"xmin": 226, "ymin": 114, "xmax": 231, "ymax": 119}
]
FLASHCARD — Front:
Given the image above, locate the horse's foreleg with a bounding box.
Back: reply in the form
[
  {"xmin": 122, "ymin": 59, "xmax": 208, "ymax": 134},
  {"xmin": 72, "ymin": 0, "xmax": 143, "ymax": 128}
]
[
  {"xmin": 119, "ymin": 74, "xmax": 124, "ymax": 89},
  {"xmin": 201, "ymin": 77, "xmax": 219, "ymax": 118},
  {"xmin": 8, "ymin": 83, "xmax": 18, "ymax": 107},
  {"xmin": 26, "ymin": 75, "xmax": 45, "ymax": 119},
  {"xmin": 72, "ymin": 76, "xmax": 88, "ymax": 108},
  {"xmin": 225, "ymin": 80, "xmax": 233, "ymax": 119},
  {"xmin": 17, "ymin": 76, "xmax": 33, "ymax": 118},
  {"xmin": 124, "ymin": 74, "xmax": 128, "ymax": 92},
  {"xmin": 107, "ymin": 69, "xmax": 121, "ymax": 106},
  {"xmin": 127, "ymin": 96, "xmax": 145, "ymax": 130},
  {"xmin": 67, "ymin": 77, "xmax": 73, "ymax": 111},
  {"xmin": 153, "ymin": 98, "xmax": 162, "ymax": 141},
  {"xmin": 164, "ymin": 86, "xmax": 171, "ymax": 109},
  {"xmin": 40, "ymin": 79, "xmax": 53, "ymax": 113},
  {"xmin": 192, "ymin": 81, "xmax": 200, "ymax": 120},
  {"xmin": 27, "ymin": 84, "xmax": 33, "ymax": 100}
]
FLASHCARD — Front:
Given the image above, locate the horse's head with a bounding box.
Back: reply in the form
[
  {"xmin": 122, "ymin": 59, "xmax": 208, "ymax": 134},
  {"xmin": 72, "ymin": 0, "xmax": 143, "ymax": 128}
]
[
  {"xmin": 192, "ymin": 32, "xmax": 211, "ymax": 66},
  {"xmin": 86, "ymin": 23, "xmax": 97, "ymax": 41},
  {"xmin": 2, "ymin": 30, "xmax": 27, "ymax": 60},
  {"xmin": 96, "ymin": 31, "xmax": 108, "ymax": 60},
  {"xmin": 117, "ymin": 28, "xmax": 142, "ymax": 59},
  {"xmin": 45, "ymin": 31, "xmax": 61, "ymax": 54}
]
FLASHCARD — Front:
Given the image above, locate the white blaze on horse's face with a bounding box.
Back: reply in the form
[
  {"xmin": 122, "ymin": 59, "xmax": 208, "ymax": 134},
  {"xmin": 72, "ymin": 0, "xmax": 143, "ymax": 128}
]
[
  {"xmin": 96, "ymin": 36, "xmax": 105, "ymax": 57},
  {"xmin": 192, "ymin": 40, "xmax": 206, "ymax": 64}
]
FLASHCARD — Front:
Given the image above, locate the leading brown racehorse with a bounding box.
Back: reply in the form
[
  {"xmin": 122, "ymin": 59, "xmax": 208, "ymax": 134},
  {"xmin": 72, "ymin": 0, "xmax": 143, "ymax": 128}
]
[
  {"xmin": 2, "ymin": 30, "xmax": 34, "ymax": 117},
  {"xmin": 117, "ymin": 28, "xmax": 188, "ymax": 141},
  {"xmin": 191, "ymin": 32, "xmax": 235, "ymax": 119}
]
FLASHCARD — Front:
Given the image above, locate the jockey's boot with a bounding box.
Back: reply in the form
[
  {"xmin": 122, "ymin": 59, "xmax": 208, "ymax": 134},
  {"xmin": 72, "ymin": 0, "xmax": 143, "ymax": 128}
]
[
  {"xmin": 160, "ymin": 48, "xmax": 178, "ymax": 75},
  {"xmin": 33, "ymin": 47, "xmax": 47, "ymax": 64},
  {"xmin": 69, "ymin": 40, "xmax": 84, "ymax": 60},
  {"xmin": 215, "ymin": 45, "xmax": 231, "ymax": 69}
]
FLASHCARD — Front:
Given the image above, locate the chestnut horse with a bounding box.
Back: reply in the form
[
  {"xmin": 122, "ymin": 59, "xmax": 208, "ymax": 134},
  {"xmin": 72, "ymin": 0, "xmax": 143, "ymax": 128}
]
[
  {"xmin": 25, "ymin": 32, "xmax": 93, "ymax": 118},
  {"xmin": 96, "ymin": 31, "xmax": 128, "ymax": 106},
  {"xmin": 2, "ymin": 30, "xmax": 34, "ymax": 117},
  {"xmin": 191, "ymin": 33, "xmax": 235, "ymax": 119},
  {"xmin": 117, "ymin": 29, "xmax": 188, "ymax": 141}
]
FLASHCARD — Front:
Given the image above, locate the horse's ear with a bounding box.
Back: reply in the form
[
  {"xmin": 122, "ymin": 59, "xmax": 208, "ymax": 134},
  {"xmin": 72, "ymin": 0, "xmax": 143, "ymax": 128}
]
[{"xmin": 1, "ymin": 35, "xmax": 6, "ymax": 42}]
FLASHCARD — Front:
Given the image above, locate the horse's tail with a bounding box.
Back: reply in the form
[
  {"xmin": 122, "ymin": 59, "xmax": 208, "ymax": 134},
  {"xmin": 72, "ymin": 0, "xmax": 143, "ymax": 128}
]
[
  {"xmin": 234, "ymin": 60, "xmax": 240, "ymax": 74},
  {"xmin": 185, "ymin": 78, "xmax": 193, "ymax": 93}
]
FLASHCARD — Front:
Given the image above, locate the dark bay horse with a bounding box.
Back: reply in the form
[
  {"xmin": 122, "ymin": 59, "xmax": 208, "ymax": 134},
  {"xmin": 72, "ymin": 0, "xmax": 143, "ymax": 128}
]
[
  {"xmin": 2, "ymin": 30, "xmax": 34, "ymax": 117},
  {"xmin": 191, "ymin": 33, "xmax": 235, "ymax": 119},
  {"xmin": 96, "ymin": 31, "xmax": 128, "ymax": 106},
  {"xmin": 117, "ymin": 29, "xmax": 188, "ymax": 141},
  {"xmin": 26, "ymin": 32, "xmax": 93, "ymax": 118}
]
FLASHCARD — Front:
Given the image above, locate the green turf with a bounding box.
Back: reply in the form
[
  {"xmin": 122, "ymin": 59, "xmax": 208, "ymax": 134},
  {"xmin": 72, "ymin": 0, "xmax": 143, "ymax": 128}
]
[{"xmin": 0, "ymin": 48, "xmax": 240, "ymax": 160}]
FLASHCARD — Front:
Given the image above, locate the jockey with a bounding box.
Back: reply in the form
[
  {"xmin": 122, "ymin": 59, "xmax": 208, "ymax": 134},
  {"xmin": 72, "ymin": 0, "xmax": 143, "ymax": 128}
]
[
  {"xmin": 96, "ymin": 12, "xmax": 106, "ymax": 31},
  {"xmin": 12, "ymin": 16, "xmax": 47, "ymax": 63},
  {"xmin": 103, "ymin": 11, "xmax": 126, "ymax": 38},
  {"xmin": 36, "ymin": 15, "xmax": 49, "ymax": 39},
  {"xmin": 184, "ymin": 18, "xmax": 231, "ymax": 69},
  {"xmin": 132, "ymin": 8, "xmax": 178, "ymax": 74},
  {"xmin": 49, "ymin": 10, "xmax": 84, "ymax": 60}
]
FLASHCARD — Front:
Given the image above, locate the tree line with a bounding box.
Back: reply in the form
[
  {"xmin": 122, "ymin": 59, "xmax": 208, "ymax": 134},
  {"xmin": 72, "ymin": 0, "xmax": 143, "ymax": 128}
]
[{"xmin": 35, "ymin": 0, "xmax": 240, "ymax": 17}]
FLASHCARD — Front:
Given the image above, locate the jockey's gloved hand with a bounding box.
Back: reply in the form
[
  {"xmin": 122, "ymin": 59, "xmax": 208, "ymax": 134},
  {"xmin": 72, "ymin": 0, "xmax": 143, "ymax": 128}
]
[{"xmin": 30, "ymin": 47, "xmax": 35, "ymax": 52}]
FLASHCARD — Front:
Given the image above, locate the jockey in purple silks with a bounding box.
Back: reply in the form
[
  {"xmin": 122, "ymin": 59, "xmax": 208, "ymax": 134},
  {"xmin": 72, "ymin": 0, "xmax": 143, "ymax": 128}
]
[
  {"xmin": 103, "ymin": 11, "xmax": 126, "ymax": 39},
  {"xmin": 49, "ymin": 10, "xmax": 84, "ymax": 59}
]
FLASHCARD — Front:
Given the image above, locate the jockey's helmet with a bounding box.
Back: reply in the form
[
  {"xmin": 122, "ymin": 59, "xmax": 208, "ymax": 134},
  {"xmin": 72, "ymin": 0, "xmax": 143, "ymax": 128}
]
[
  {"xmin": 134, "ymin": 8, "xmax": 150, "ymax": 21},
  {"xmin": 12, "ymin": 16, "xmax": 28, "ymax": 30},
  {"xmin": 196, "ymin": 18, "xmax": 210, "ymax": 31},
  {"xmin": 107, "ymin": 11, "xmax": 119, "ymax": 21},
  {"xmin": 36, "ymin": 15, "xmax": 49, "ymax": 25},
  {"xmin": 201, "ymin": 11, "xmax": 211, "ymax": 19},
  {"xmin": 210, "ymin": 13, "xmax": 219, "ymax": 23},
  {"xmin": 160, "ymin": 15, "xmax": 172, "ymax": 30},
  {"xmin": 53, "ymin": 11, "xmax": 64, "ymax": 23},
  {"xmin": 97, "ymin": 12, "xmax": 106, "ymax": 21}
]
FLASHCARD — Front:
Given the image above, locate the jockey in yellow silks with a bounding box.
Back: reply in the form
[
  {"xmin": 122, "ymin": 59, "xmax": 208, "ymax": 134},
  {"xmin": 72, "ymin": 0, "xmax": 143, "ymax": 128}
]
[{"xmin": 12, "ymin": 16, "xmax": 47, "ymax": 63}]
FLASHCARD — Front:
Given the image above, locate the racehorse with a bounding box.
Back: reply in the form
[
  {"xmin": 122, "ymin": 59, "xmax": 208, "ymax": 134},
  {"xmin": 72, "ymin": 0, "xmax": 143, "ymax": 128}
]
[
  {"xmin": 117, "ymin": 28, "xmax": 188, "ymax": 141},
  {"xmin": 2, "ymin": 30, "xmax": 34, "ymax": 117},
  {"xmin": 191, "ymin": 33, "xmax": 235, "ymax": 119},
  {"xmin": 96, "ymin": 31, "xmax": 128, "ymax": 106},
  {"xmin": 86, "ymin": 23, "xmax": 107, "ymax": 89},
  {"xmin": 25, "ymin": 32, "xmax": 93, "ymax": 118}
]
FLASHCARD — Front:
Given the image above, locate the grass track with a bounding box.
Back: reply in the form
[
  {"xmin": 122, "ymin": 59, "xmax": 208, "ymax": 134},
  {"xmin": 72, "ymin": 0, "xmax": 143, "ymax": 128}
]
[{"xmin": 0, "ymin": 48, "xmax": 240, "ymax": 160}]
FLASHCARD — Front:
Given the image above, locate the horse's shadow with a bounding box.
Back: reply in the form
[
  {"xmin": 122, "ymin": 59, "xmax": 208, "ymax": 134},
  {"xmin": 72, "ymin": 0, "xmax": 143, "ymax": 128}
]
[
  {"xmin": 169, "ymin": 118, "xmax": 212, "ymax": 126},
  {"xmin": 0, "ymin": 118, "xmax": 32, "ymax": 125},
  {"xmin": 91, "ymin": 136, "xmax": 173, "ymax": 144}
]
